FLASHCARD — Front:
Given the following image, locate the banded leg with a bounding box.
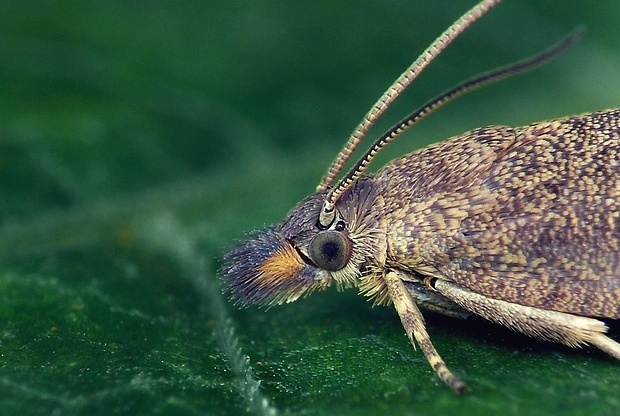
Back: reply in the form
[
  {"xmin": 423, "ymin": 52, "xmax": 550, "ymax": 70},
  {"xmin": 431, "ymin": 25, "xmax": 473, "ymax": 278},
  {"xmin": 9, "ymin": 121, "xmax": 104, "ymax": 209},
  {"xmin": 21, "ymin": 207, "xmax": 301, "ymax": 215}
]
[{"xmin": 384, "ymin": 269, "xmax": 467, "ymax": 393}]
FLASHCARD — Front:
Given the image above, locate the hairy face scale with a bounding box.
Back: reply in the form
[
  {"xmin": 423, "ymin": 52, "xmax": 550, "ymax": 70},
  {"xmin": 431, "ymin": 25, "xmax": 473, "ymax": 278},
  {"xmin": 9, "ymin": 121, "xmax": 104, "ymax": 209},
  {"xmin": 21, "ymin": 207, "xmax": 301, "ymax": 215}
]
[{"xmin": 222, "ymin": 192, "xmax": 353, "ymax": 306}]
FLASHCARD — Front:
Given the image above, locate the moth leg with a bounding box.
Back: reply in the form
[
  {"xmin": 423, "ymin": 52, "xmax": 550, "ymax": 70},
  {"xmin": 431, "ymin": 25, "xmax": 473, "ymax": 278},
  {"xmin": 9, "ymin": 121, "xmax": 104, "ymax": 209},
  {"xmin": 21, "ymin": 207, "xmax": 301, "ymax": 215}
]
[
  {"xmin": 433, "ymin": 279, "xmax": 620, "ymax": 359},
  {"xmin": 401, "ymin": 278, "xmax": 471, "ymax": 319},
  {"xmin": 384, "ymin": 269, "xmax": 467, "ymax": 393}
]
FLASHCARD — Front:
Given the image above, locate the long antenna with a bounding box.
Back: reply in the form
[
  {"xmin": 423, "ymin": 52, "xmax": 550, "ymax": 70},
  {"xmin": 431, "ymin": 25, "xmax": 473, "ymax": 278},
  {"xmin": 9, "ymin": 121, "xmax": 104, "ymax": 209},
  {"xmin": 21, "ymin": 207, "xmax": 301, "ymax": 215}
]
[
  {"xmin": 316, "ymin": 0, "xmax": 501, "ymax": 228},
  {"xmin": 325, "ymin": 27, "xmax": 582, "ymax": 216},
  {"xmin": 316, "ymin": 0, "xmax": 501, "ymax": 194}
]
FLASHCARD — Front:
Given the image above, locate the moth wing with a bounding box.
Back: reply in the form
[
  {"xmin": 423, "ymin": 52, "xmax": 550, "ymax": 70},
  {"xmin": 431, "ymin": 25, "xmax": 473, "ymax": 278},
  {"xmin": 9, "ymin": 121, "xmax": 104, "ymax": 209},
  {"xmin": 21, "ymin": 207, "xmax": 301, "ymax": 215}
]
[{"xmin": 436, "ymin": 110, "xmax": 620, "ymax": 319}]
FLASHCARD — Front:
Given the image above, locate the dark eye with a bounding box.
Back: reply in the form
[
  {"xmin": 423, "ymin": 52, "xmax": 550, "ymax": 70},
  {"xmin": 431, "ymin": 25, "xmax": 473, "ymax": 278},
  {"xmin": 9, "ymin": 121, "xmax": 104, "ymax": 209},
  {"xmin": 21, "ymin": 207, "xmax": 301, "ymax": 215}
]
[{"xmin": 308, "ymin": 230, "xmax": 351, "ymax": 271}]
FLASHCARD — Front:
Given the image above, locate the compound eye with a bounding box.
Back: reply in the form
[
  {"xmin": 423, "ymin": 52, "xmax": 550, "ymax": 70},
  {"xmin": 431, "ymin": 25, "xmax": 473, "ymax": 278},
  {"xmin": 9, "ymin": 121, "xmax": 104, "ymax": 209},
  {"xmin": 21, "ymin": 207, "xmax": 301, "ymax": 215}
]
[{"xmin": 308, "ymin": 230, "xmax": 350, "ymax": 271}]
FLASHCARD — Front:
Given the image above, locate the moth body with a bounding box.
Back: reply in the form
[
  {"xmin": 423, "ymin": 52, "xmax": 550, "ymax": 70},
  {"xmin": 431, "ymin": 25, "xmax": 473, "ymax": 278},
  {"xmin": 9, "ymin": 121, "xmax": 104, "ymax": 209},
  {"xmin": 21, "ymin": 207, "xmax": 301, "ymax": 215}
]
[
  {"xmin": 223, "ymin": 110, "xmax": 620, "ymax": 391},
  {"xmin": 221, "ymin": 0, "xmax": 620, "ymax": 392}
]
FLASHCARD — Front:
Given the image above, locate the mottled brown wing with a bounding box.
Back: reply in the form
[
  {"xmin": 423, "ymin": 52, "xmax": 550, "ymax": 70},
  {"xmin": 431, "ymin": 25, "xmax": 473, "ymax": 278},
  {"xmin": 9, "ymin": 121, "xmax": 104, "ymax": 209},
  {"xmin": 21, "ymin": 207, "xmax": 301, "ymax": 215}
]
[{"xmin": 379, "ymin": 109, "xmax": 620, "ymax": 319}]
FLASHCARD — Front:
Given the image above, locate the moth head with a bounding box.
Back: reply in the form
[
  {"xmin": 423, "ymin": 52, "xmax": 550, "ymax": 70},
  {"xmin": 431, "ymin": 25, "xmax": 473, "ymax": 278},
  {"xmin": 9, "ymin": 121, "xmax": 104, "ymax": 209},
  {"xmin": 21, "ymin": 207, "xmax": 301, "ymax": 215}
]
[{"xmin": 221, "ymin": 191, "xmax": 357, "ymax": 307}]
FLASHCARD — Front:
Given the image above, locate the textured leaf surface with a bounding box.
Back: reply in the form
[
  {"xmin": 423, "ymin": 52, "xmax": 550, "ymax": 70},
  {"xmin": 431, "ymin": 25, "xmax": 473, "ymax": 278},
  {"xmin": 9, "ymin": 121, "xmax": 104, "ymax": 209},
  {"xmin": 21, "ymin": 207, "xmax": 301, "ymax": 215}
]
[{"xmin": 1, "ymin": 1, "xmax": 619, "ymax": 415}]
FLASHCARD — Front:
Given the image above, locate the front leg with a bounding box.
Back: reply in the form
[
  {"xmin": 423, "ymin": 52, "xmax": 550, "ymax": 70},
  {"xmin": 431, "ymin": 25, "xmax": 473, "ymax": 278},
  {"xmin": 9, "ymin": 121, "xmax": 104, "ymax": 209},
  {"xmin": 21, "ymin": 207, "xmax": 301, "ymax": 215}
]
[{"xmin": 384, "ymin": 269, "xmax": 467, "ymax": 393}]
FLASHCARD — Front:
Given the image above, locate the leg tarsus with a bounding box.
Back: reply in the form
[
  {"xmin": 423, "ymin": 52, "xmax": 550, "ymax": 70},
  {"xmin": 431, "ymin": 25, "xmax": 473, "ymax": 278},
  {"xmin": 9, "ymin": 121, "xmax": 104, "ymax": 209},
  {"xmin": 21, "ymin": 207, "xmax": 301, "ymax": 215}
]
[{"xmin": 589, "ymin": 333, "xmax": 620, "ymax": 359}]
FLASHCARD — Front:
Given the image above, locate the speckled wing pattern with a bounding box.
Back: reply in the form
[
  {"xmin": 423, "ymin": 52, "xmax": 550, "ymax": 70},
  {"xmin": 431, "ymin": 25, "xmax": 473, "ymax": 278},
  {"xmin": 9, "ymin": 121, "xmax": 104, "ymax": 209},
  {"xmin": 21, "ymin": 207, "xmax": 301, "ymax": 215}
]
[{"xmin": 377, "ymin": 109, "xmax": 620, "ymax": 319}]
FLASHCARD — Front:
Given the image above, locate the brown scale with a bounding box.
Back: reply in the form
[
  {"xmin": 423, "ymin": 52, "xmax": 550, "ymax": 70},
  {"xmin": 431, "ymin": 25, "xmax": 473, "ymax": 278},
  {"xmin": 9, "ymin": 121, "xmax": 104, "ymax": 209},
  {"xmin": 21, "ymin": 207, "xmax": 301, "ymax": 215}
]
[
  {"xmin": 222, "ymin": 0, "xmax": 620, "ymax": 393},
  {"xmin": 377, "ymin": 110, "xmax": 620, "ymax": 319}
]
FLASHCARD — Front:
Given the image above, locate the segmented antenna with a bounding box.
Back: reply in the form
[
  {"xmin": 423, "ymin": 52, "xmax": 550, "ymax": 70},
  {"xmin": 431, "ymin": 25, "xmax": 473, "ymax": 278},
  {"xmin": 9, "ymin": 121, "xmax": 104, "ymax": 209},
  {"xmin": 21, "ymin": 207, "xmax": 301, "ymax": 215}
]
[
  {"xmin": 317, "ymin": 0, "xmax": 501, "ymax": 228},
  {"xmin": 323, "ymin": 27, "xmax": 583, "ymax": 222}
]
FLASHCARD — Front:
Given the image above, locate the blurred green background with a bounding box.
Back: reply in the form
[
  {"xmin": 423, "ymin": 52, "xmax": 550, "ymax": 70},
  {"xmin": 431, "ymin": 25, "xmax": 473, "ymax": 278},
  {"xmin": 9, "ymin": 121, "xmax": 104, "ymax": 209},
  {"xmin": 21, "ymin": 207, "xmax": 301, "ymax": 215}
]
[{"xmin": 0, "ymin": 1, "xmax": 619, "ymax": 415}]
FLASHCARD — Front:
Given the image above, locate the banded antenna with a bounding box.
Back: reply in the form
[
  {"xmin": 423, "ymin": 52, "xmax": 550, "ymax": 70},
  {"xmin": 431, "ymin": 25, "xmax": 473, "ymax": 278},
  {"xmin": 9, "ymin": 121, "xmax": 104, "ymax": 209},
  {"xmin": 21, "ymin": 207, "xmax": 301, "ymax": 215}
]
[
  {"xmin": 321, "ymin": 27, "xmax": 583, "ymax": 230},
  {"xmin": 316, "ymin": 0, "xmax": 502, "ymax": 228},
  {"xmin": 317, "ymin": 0, "xmax": 580, "ymax": 228}
]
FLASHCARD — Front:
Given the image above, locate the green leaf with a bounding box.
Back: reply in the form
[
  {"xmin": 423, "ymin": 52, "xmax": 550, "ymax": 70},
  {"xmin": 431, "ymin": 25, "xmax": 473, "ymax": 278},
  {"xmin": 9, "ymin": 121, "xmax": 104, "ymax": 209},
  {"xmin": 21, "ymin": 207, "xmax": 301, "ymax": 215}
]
[{"xmin": 1, "ymin": 1, "xmax": 619, "ymax": 415}]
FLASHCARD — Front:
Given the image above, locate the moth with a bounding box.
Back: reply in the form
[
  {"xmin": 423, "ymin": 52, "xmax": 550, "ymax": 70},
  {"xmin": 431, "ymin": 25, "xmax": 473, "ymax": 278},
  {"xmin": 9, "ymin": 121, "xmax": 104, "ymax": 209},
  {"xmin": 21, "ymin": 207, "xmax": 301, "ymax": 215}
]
[{"xmin": 222, "ymin": 0, "xmax": 620, "ymax": 392}]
